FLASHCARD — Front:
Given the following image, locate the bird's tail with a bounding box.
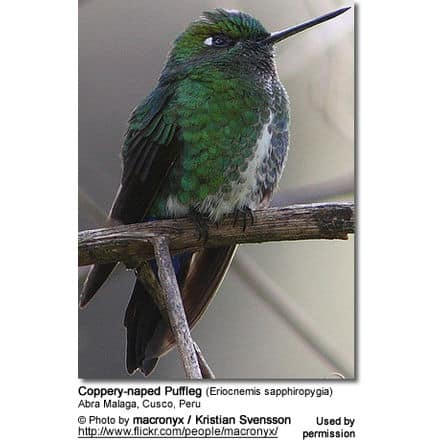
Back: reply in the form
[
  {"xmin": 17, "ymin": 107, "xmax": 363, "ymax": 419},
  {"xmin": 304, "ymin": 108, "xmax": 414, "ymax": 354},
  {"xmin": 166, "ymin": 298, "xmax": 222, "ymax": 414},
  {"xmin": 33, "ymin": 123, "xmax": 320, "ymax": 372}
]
[
  {"xmin": 124, "ymin": 279, "xmax": 162, "ymax": 375},
  {"xmin": 80, "ymin": 263, "xmax": 117, "ymax": 308},
  {"xmin": 124, "ymin": 245, "xmax": 237, "ymax": 376}
]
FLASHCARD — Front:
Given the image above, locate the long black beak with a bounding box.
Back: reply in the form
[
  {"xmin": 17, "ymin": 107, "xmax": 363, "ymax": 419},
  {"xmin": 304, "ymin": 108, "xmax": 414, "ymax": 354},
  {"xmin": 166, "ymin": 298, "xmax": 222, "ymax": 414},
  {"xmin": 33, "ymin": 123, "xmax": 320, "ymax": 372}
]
[{"xmin": 262, "ymin": 6, "xmax": 351, "ymax": 45}]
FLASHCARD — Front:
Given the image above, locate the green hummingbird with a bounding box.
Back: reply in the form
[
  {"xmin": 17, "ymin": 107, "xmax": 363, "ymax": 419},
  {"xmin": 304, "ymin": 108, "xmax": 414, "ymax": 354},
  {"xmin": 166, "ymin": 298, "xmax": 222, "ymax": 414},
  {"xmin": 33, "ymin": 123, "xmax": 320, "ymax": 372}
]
[{"xmin": 80, "ymin": 6, "xmax": 351, "ymax": 376}]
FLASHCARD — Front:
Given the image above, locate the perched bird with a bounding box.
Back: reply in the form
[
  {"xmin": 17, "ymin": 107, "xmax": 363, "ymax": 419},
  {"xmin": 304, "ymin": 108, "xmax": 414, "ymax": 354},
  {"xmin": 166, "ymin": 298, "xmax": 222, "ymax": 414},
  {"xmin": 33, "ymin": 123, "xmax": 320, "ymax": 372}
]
[{"xmin": 80, "ymin": 7, "xmax": 350, "ymax": 376}]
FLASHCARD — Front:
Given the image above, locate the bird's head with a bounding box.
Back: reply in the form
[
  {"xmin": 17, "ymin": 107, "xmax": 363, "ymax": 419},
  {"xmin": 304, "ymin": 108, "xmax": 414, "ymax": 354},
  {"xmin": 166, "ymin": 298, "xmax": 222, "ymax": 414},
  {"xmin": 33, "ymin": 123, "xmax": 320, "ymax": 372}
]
[
  {"xmin": 163, "ymin": 7, "xmax": 350, "ymax": 76},
  {"xmin": 167, "ymin": 9, "xmax": 271, "ymax": 73}
]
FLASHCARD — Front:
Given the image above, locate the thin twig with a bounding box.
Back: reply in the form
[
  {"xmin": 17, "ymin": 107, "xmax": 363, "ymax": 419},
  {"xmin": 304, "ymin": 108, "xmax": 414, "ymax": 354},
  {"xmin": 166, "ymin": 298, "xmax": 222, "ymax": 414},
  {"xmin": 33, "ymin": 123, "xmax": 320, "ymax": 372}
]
[
  {"xmin": 193, "ymin": 342, "xmax": 216, "ymax": 379},
  {"xmin": 77, "ymin": 190, "xmax": 354, "ymax": 379},
  {"xmin": 79, "ymin": 202, "xmax": 355, "ymax": 267},
  {"xmin": 132, "ymin": 259, "xmax": 216, "ymax": 377},
  {"xmin": 151, "ymin": 236, "xmax": 202, "ymax": 379},
  {"xmin": 133, "ymin": 261, "xmax": 168, "ymax": 316},
  {"xmin": 232, "ymin": 252, "xmax": 352, "ymax": 378}
]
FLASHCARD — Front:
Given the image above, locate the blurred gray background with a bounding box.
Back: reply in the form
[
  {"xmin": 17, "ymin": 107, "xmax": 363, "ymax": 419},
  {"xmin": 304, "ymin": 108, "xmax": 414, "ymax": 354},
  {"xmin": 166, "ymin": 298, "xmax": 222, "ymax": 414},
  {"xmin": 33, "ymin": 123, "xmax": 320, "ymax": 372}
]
[{"xmin": 79, "ymin": 0, "xmax": 354, "ymax": 379}]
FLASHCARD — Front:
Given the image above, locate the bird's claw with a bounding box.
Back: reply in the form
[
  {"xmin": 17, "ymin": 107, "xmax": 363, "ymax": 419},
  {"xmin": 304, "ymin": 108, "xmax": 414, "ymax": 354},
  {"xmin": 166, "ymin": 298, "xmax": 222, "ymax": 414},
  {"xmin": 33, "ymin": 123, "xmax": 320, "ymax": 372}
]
[
  {"xmin": 233, "ymin": 206, "xmax": 255, "ymax": 232},
  {"xmin": 189, "ymin": 209, "xmax": 209, "ymax": 243}
]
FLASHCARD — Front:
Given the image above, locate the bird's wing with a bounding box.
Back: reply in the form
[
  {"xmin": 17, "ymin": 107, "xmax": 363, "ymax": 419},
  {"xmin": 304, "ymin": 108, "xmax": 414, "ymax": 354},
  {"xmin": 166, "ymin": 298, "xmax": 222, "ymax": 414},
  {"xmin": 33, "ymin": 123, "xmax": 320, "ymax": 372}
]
[
  {"xmin": 81, "ymin": 85, "xmax": 238, "ymax": 377},
  {"xmin": 111, "ymin": 85, "xmax": 179, "ymax": 223},
  {"xmin": 80, "ymin": 85, "xmax": 180, "ymax": 306}
]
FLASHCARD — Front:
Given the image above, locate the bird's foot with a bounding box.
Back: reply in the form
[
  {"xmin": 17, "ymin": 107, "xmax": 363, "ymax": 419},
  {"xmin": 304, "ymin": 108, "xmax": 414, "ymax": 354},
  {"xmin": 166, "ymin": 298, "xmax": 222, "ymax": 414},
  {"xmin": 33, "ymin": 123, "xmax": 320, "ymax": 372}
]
[
  {"xmin": 233, "ymin": 206, "xmax": 255, "ymax": 232},
  {"xmin": 189, "ymin": 208, "xmax": 210, "ymax": 243}
]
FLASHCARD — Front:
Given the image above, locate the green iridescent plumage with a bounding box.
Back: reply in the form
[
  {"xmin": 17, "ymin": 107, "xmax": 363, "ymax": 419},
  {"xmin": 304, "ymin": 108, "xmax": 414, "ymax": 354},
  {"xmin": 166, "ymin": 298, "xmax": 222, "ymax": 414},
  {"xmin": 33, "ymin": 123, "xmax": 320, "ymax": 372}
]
[
  {"xmin": 80, "ymin": 6, "xmax": 350, "ymax": 377},
  {"xmin": 170, "ymin": 9, "xmax": 269, "ymax": 63},
  {"xmin": 98, "ymin": 8, "xmax": 291, "ymax": 375},
  {"xmin": 148, "ymin": 74, "xmax": 271, "ymax": 213},
  {"xmin": 122, "ymin": 10, "xmax": 281, "ymax": 219}
]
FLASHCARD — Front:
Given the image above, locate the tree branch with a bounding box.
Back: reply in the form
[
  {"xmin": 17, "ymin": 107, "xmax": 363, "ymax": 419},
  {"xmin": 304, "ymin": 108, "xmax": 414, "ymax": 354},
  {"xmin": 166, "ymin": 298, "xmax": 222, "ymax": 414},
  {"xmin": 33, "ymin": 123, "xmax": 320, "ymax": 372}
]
[
  {"xmin": 193, "ymin": 341, "xmax": 215, "ymax": 379},
  {"xmin": 79, "ymin": 202, "xmax": 355, "ymax": 267},
  {"xmin": 79, "ymin": 201, "xmax": 354, "ymax": 379},
  {"xmin": 150, "ymin": 236, "xmax": 202, "ymax": 379},
  {"xmin": 132, "ymin": 259, "xmax": 215, "ymax": 378}
]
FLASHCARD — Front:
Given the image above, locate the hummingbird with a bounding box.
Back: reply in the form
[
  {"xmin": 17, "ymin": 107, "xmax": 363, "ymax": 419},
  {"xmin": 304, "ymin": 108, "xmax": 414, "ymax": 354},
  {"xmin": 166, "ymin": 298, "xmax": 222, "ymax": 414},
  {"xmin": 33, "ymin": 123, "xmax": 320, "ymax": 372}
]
[{"xmin": 80, "ymin": 6, "xmax": 351, "ymax": 376}]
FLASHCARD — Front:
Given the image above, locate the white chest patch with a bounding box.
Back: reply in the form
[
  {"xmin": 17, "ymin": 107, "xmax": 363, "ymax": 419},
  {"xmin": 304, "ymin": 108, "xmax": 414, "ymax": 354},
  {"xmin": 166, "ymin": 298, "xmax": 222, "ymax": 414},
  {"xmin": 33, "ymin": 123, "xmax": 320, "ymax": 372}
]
[
  {"xmin": 166, "ymin": 195, "xmax": 189, "ymax": 218},
  {"xmin": 198, "ymin": 112, "xmax": 274, "ymax": 221},
  {"xmin": 239, "ymin": 115, "xmax": 273, "ymax": 205}
]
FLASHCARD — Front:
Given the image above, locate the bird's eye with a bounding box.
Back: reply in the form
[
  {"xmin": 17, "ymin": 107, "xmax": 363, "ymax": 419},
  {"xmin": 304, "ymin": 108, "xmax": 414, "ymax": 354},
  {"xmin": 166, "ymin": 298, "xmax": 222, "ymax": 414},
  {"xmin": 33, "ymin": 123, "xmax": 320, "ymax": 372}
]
[{"xmin": 204, "ymin": 35, "xmax": 233, "ymax": 48}]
